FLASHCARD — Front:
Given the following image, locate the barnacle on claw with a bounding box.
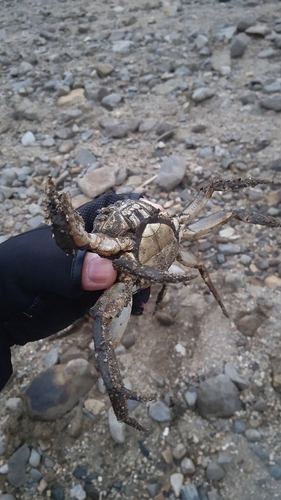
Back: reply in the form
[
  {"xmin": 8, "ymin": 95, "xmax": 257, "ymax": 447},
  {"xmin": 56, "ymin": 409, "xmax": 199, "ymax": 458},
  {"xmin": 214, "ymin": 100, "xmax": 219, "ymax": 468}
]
[{"xmin": 44, "ymin": 177, "xmax": 281, "ymax": 431}]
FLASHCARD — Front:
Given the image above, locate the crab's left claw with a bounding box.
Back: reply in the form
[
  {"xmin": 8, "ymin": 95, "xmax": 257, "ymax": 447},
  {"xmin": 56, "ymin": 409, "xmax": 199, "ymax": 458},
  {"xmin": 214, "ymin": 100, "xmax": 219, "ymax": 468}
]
[{"xmin": 92, "ymin": 281, "xmax": 154, "ymax": 432}]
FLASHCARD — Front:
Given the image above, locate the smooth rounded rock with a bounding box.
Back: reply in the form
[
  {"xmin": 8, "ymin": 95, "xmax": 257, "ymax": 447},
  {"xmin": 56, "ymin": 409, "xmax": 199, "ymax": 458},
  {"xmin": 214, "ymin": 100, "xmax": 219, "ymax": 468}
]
[
  {"xmin": 22, "ymin": 359, "xmax": 95, "ymax": 420},
  {"xmin": 21, "ymin": 131, "xmax": 36, "ymax": 146},
  {"xmin": 148, "ymin": 400, "xmax": 172, "ymax": 422}
]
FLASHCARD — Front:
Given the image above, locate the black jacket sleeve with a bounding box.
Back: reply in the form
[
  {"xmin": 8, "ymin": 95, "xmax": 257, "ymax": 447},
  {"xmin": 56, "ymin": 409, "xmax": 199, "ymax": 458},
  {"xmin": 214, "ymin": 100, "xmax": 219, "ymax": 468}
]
[{"xmin": 0, "ymin": 192, "xmax": 150, "ymax": 391}]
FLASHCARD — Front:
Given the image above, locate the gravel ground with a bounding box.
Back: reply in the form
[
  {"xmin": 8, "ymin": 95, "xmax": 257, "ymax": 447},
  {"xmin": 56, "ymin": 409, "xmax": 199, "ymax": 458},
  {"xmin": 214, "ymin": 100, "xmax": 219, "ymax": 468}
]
[{"xmin": 1, "ymin": 0, "xmax": 281, "ymax": 499}]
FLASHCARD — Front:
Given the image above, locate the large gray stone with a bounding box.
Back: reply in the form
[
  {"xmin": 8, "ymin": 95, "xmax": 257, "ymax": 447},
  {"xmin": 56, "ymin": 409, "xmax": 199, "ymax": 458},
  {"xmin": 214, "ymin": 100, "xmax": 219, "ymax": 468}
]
[
  {"xmin": 197, "ymin": 374, "xmax": 243, "ymax": 418},
  {"xmin": 22, "ymin": 359, "xmax": 96, "ymax": 420}
]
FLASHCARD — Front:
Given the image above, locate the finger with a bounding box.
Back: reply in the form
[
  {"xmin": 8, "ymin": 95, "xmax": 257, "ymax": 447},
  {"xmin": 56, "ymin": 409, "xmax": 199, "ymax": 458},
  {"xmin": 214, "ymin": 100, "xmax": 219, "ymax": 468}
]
[{"xmin": 81, "ymin": 253, "xmax": 117, "ymax": 291}]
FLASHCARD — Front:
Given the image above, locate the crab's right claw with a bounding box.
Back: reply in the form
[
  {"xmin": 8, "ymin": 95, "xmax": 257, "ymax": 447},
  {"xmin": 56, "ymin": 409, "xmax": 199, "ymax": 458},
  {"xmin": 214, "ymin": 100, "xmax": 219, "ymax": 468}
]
[{"xmin": 92, "ymin": 281, "xmax": 154, "ymax": 431}]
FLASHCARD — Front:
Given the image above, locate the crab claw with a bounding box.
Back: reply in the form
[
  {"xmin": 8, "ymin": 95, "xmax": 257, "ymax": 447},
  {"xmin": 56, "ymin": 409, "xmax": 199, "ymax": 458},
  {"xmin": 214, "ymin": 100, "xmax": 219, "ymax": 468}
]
[{"xmin": 92, "ymin": 281, "xmax": 154, "ymax": 431}]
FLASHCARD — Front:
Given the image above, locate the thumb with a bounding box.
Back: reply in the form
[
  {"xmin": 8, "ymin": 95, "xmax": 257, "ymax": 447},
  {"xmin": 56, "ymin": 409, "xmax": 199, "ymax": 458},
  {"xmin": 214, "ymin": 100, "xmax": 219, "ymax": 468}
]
[{"xmin": 81, "ymin": 253, "xmax": 117, "ymax": 291}]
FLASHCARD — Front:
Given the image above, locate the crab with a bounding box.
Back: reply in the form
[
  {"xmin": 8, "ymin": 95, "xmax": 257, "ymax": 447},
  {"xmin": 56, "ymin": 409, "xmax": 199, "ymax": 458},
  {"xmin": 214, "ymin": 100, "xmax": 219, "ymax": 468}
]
[{"xmin": 44, "ymin": 177, "xmax": 280, "ymax": 431}]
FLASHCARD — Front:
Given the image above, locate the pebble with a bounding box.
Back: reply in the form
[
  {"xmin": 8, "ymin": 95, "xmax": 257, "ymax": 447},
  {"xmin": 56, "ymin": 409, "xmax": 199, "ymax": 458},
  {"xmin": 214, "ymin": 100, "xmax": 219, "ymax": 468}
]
[
  {"xmin": 231, "ymin": 420, "xmax": 246, "ymax": 434},
  {"xmin": 192, "ymin": 87, "xmax": 215, "ymax": 102},
  {"xmin": 250, "ymin": 444, "xmax": 269, "ymax": 461},
  {"xmin": 173, "ymin": 443, "xmax": 186, "ymax": 460},
  {"xmin": 7, "ymin": 443, "xmax": 30, "ymax": 487},
  {"xmin": 42, "ymin": 348, "xmax": 59, "ymax": 369},
  {"xmin": 139, "ymin": 118, "xmax": 158, "ymax": 132},
  {"xmin": 170, "ymin": 472, "xmax": 183, "ymax": 498},
  {"xmin": 59, "ymin": 140, "xmax": 74, "ymax": 153},
  {"xmin": 155, "ymin": 155, "xmax": 186, "ymax": 190},
  {"xmin": 101, "ymin": 93, "xmax": 122, "ymax": 110},
  {"xmin": 180, "ymin": 484, "xmax": 200, "ymax": 500},
  {"xmin": 74, "ymin": 148, "xmax": 97, "ymax": 167},
  {"xmin": 269, "ymin": 463, "xmax": 281, "ymax": 481},
  {"xmin": 30, "ymin": 468, "xmax": 42, "ymax": 483},
  {"xmin": 21, "ymin": 131, "xmax": 36, "ymax": 146},
  {"xmin": 70, "ymin": 484, "xmax": 86, "ymax": 500},
  {"xmin": 95, "ymin": 62, "xmax": 114, "ymax": 77},
  {"xmin": 237, "ymin": 15, "xmax": 257, "ymax": 32},
  {"xmin": 152, "ymin": 78, "xmax": 185, "ymax": 95},
  {"xmin": 184, "ymin": 389, "xmax": 197, "ymax": 409},
  {"xmin": 181, "ymin": 457, "xmax": 196, "ymax": 475},
  {"xmin": 264, "ymin": 275, "xmax": 281, "ymax": 288},
  {"xmin": 29, "ymin": 449, "xmax": 41, "ymax": 468},
  {"xmin": 57, "ymin": 89, "xmax": 85, "ymax": 107},
  {"xmin": 245, "ymin": 24, "xmax": 271, "ymax": 37},
  {"xmin": 211, "ymin": 50, "xmax": 231, "ymax": 75},
  {"xmin": 217, "ymin": 243, "xmax": 241, "ymax": 255},
  {"xmin": 78, "ymin": 166, "xmax": 118, "ymax": 198},
  {"xmin": 112, "ymin": 40, "xmax": 132, "ymax": 53},
  {"xmin": 260, "ymin": 96, "xmax": 281, "ymax": 112},
  {"xmin": 108, "ymin": 408, "xmax": 126, "ymax": 443},
  {"xmin": 230, "ymin": 33, "xmax": 250, "ymax": 58},
  {"xmin": 245, "ymin": 429, "xmax": 261, "ymax": 442},
  {"xmin": 84, "ymin": 398, "xmax": 105, "ymax": 416},
  {"xmin": 148, "ymin": 401, "xmax": 172, "ymax": 422},
  {"xmin": 258, "ymin": 48, "xmax": 277, "ymax": 59},
  {"xmin": 206, "ymin": 462, "xmax": 225, "ymax": 481}
]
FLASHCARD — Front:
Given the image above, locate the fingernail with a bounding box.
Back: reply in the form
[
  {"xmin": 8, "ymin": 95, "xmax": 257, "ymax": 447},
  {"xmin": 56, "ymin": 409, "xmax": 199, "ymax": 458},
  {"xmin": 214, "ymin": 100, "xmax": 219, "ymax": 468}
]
[{"xmin": 87, "ymin": 255, "xmax": 111, "ymax": 287}]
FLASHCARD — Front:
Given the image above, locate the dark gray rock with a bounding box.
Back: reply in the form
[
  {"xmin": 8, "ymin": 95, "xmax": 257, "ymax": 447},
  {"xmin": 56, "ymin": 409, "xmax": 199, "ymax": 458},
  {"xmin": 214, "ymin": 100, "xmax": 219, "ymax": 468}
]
[
  {"xmin": 101, "ymin": 93, "xmax": 122, "ymax": 110},
  {"xmin": 104, "ymin": 123, "xmax": 128, "ymax": 139},
  {"xmin": 22, "ymin": 359, "xmax": 95, "ymax": 420},
  {"xmin": 148, "ymin": 400, "xmax": 172, "ymax": 422},
  {"xmin": 260, "ymin": 97, "xmax": 281, "ymax": 112},
  {"xmin": 245, "ymin": 429, "xmax": 261, "ymax": 442},
  {"xmin": 217, "ymin": 243, "xmax": 241, "ymax": 255},
  {"xmin": 231, "ymin": 420, "xmax": 246, "ymax": 434},
  {"xmin": 74, "ymin": 149, "xmax": 97, "ymax": 167},
  {"xmin": 230, "ymin": 33, "xmax": 250, "ymax": 58},
  {"xmin": 30, "ymin": 468, "xmax": 42, "ymax": 483},
  {"xmin": 250, "ymin": 444, "xmax": 269, "ymax": 461},
  {"xmin": 7, "ymin": 443, "xmax": 30, "ymax": 487},
  {"xmin": 240, "ymin": 93, "xmax": 257, "ymax": 105},
  {"xmin": 269, "ymin": 463, "xmax": 281, "ymax": 480},
  {"xmin": 258, "ymin": 48, "xmax": 277, "ymax": 59},
  {"xmin": 197, "ymin": 374, "xmax": 243, "ymax": 418},
  {"xmin": 237, "ymin": 15, "xmax": 256, "ymax": 32},
  {"xmin": 206, "ymin": 462, "xmax": 225, "ymax": 481}
]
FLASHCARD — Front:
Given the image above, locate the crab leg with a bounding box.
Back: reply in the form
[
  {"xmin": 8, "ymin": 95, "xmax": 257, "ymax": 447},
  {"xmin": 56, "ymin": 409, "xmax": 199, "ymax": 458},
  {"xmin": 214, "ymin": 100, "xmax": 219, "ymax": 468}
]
[
  {"xmin": 177, "ymin": 250, "xmax": 229, "ymax": 317},
  {"xmin": 179, "ymin": 178, "xmax": 278, "ymax": 224},
  {"xmin": 92, "ymin": 280, "xmax": 154, "ymax": 432},
  {"xmin": 182, "ymin": 208, "xmax": 281, "ymax": 241},
  {"xmin": 113, "ymin": 255, "xmax": 196, "ymax": 284}
]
